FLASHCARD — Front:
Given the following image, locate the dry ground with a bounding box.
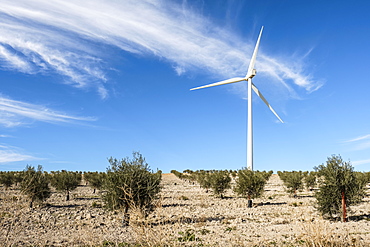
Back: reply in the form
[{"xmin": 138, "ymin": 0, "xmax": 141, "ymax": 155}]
[{"xmin": 1, "ymin": 173, "xmax": 370, "ymax": 246}]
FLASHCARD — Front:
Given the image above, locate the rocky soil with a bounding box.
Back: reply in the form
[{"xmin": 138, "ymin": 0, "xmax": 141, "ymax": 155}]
[{"xmin": 1, "ymin": 174, "xmax": 370, "ymax": 246}]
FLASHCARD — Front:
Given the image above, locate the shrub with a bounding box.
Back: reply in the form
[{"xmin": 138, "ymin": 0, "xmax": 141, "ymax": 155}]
[
  {"xmin": 171, "ymin": 170, "xmax": 189, "ymax": 180},
  {"xmin": 84, "ymin": 172, "xmax": 106, "ymax": 193},
  {"xmin": 0, "ymin": 171, "xmax": 14, "ymax": 190},
  {"xmin": 196, "ymin": 171, "xmax": 212, "ymax": 193},
  {"xmin": 20, "ymin": 165, "xmax": 51, "ymax": 208},
  {"xmin": 314, "ymin": 155, "xmax": 366, "ymax": 222},
  {"xmin": 304, "ymin": 171, "xmax": 317, "ymax": 191},
  {"xmin": 178, "ymin": 229, "xmax": 201, "ymax": 242},
  {"xmin": 234, "ymin": 170, "xmax": 267, "ymax": 207},
  {"xmin": 183, "ymin": 169, "xmax": 194, "ymax": 174},
  {"xmin": 259, "ymin": 170, "xmax": 273, "ymax": 181},
  {"xmin": 209, "ymin": 170, "xmax": 231, "ymax": 198},
  {"xmin": 103, "ymin": 152, "xmax": 161, "ymax": 226},
  {"xmin": 278, "ymin": 171, "xmax": 304, "ymax": 197},
  {"xmin": 13, "ymin": 171, "xmax": 24, "ymax": 186},
  {"xmin": 50, "ymin": 170, "xmax": 82, "ymax": 201}
]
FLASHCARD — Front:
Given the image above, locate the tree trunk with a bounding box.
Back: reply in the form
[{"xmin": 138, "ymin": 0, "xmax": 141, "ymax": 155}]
[
  {"xmin": 29, "ymin": 199, "xmax": 34, "ymax": 208},
  {"xmin": 122, "ymin": 204, "xmax": 130, "ymax": 226},
  {"xmin": 247, "ymin": 195, "xmax": 252, "ymax": 208},
  {"xmin": 66, "ymin": 190, "xmax": 70, "ymax": 201},
  {"xmin": 342, "ymin": 191, "xmax": 347, "ymax": 222}
]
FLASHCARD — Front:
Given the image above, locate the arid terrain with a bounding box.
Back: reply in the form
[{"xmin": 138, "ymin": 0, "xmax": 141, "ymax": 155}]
[{"xmin": 1, "ymin": 173, "xmax": 370, "ymax": 246}]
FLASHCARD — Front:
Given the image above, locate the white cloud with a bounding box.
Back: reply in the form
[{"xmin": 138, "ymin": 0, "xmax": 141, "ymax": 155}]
[
  {"xmin": 0, "ymin": 95, "xmax": 96, "ymax": 127},
  {"xmin": 0, "ymin": 135, "xmax": 12, "ymax": 138},
  {"xmin": 342, "ymin": 134, "xmax": 370, "ymax": 152},
  {"xmin": 344, "ymin": 134, "xmax": 370, "ymax": 143},
  {"xmin": 352, "ymin": 159, "xmax": 370, "ymax": 167},
  {"xmin": 0, "ymin": 0, "xmax": 321, "ymax": 98},
  {"xmin": 0, "ymin": 144, "xmax": 37, "ymax": 163}
]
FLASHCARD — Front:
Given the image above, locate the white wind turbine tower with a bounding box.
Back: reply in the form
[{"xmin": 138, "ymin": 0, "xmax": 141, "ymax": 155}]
[{"xmin": 190, "ymin": 26, "xmax": 283, "ymax": 171}]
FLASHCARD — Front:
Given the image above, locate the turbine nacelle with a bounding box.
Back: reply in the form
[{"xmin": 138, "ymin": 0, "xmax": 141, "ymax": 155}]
[{"xmin": 246, "ymin": 69, "xmax": 257, "ymax": 79}]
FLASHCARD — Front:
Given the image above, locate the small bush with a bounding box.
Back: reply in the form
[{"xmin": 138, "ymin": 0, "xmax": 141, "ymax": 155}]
[
  {"xmin": 20, "ymin": 165, "xmax": 51, "ymax": 208},
  {"xmin": 179, "ymin": 195, "xmax": 189, "ymax": 200},
  {"xmin": 0, "ymin": 171, "xmax": 14, "ymax": 190},
  {"xmin": 234, "ymin": 169, "xmax": 267, "ymax": 207},
  {"xmin": 84, "ymin": 171, "xmax": 106, "ymax": 193},
  {"xmin": 304, "ymin": 171, "xmax": 317, "ymax": 190},
  {"xmin": 103, "ymin": 152, "xmax": 162, "ymax": 225},
  {"xmin": 278, "ymin": 171, "xmax": 304, "ymax": 196},
  {"xmin": 50, "ymin": 170, "xmax": 82, "ymax": 201},
  {"xmin": 209, "ymin": 170, "xmax": 231, "ymax": 198},
  {"xmin": 178, "ymin": 229, "xmax": 201, "ymax": 242},
  {"xmin": 92, "ymin": 201, "xmax": 102, "ymax": 208},
  {"xmin": 196, "ymin": 171, "xmax": 212, "ymax": 193},
  {"xmin": 171, "ymin": 170, "xmax": 185, "ymax": 179},
  {"xmin": 224, "ymin": 226, "xmax": 236, "ymax": 233}
]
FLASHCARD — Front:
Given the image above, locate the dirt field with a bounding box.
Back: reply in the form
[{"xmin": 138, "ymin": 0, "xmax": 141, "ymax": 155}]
[{"xmin": 1, "ymin": 173, "xmax": 370, "ymax": 246}]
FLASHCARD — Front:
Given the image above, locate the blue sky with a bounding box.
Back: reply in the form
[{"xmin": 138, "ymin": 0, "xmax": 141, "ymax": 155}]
[{"xmin": 1, "ymin": 0, "xmax": 370, "ymax": 172}]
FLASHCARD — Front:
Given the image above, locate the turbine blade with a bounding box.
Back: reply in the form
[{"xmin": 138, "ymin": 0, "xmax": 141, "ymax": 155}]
[
  {"xmin": 190, "ymin": 77, "xmax": 245, "ymax": 91},
  {"xmin": 252, "ymin": 83, "xmax": 284, "ymax": 123},
  {"xmin": 246, "ymin": 26, "xmax": 264, "ymax": 78}
]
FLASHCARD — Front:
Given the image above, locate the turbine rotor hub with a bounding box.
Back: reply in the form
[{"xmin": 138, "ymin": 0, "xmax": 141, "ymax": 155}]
[{"xmin": 250, "ymin": 69, "xmax": 257, "ymax": 78}]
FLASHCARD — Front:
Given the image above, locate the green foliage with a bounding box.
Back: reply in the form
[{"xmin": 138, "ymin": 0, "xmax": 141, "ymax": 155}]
[
  {"xmin": 179, "ymin": 195, "xmax": 189, "ymax": 200},
  {"xmin": 224, "ymin": 226, "xmax": 237, "ymax": 233},
  {"xmin": 278, "ymin": 171, "xmax": 304, "ymax": 196},
  {"xmin": 103, "ymin": 152, "xmax": 162, "ymax": 223},
  {"xmin": 199, "ymin": 228, "xmax": 210, "ymax": 235},
  {"xmin": 196, "ymin": 171, "xmax": 212, "ymax": 193},
  {"xmin": 259, "ymin": 170, "xmax": 274, "ymax": 181},
  {"xmin": 50, "ymin": 170, "xmax": 82, "ymax": 201},
  {"xmin": 92, "ymin": 201, "xmax": 102, "ymax": 208},
  {"xmin": 183, "ymin": 169, "xmax": 194, "ymax": 174},
  {"xmin": 13, "ymin": 171, "xmax": 24, "ymax": 186},
  {"xmin": 234, "ymin": 170, "xmax": 267, "ymax": 200},
  {"xmin": 171, "ymin": 170, "xmax": 182, "ymax": 178},
  {"xmin": 230, "ymin": 170, "xmax": 238, "ymax": 178},
  {"xmin": 84, "ymin": 172, "xmax": 106, "ymax": 193},
  {"xmin": 178, "ymin": 229, "xmax": 201, "ymax": 242},
  {"xmin": 20, "ymin": 165, "xmax": 51, "ymax": 208},
  {"xmin": 208, "ymin": 170, "xmax": 231, "ymax": 198},
  {"xmin": 314, "ymin": 155, "xmax": 366, "ymax": 221},
  {"xmin": 304, "ymin": 171, "xmax": 317, "ymax": 190},
  {"xmin": 365, "ymin": 172, "xmax": 370, "ymax": 183},
  {"xmin": 101, "ymin": 240, "xmax": 130, "ymax": 247},
  {"xmin": 0, "ymin": 171, "xmax": 15, "ymax": 190}
]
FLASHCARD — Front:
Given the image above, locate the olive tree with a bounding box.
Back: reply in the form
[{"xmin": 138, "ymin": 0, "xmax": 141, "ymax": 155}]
[
  {"xmin": 315, "ymin": 155, "xmax": 366, "ymax": 222},
  {"xmin": 20, "ymin": 165, "xmax": 51, "ymax": 208},
  {"xmin": 304, "ymin": 171, "xmax": 317, "ymax": 191},
  {"xmin": 278, "ymin": 171, "xmax": 304, "ymax": 197},
  {"xmin": 196, "ymin": 171, "xmax": 212, "ymax": 193},
  {"xmin": 50, "ymin": 170, "xmax": 82, "ymax": 201},
  {"xmin": 84, "ymin": 172, "xmax": 106, "ymax": 193},
  {"xmin": 234, "ymin": 170, "xmax": 267, "ymax": 208},
  {"xmin": 103, "ymin": 152, "xmax": 162, "ymax": 226},
  {"xmin": 209, "ymin": 170, "xmax": 231, "ymax": 198}
]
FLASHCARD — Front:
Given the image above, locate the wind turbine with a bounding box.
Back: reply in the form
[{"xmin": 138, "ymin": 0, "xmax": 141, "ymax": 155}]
[{"xmin": 190, "ymin": 26, "xmax": 283, "ymax": 171}]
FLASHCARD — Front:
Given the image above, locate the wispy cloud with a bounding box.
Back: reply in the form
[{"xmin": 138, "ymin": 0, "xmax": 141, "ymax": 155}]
[
  {"xmin": 342, "ymin": 134, "xmax": 370, "ymax": 151},
  {"xmin": 0, "ymin": 134, "xmax": 12, "ymax": 138},
  {"xmin": 0, "ymin": 144, "xmax": 37, "ymax": 163},
  {"xmin": 0, "ymin": 95, "xmax": 96, "ymax": 127},
  {"xmin": 352, "ymin": 159, "xmax": 370, "ymax": 167},
  {"xmin": 344, "ymin": 134, "xmax": 370, "ymax": 143},
  {"xmin": 0, "ymin": 0, "xmax": 321, "ymax": 98}
]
